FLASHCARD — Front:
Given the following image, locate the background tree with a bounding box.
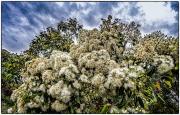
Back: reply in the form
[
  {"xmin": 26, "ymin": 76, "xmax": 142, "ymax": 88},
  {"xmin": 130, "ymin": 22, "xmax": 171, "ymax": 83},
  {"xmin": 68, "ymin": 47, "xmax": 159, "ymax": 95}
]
[
  {"xmin": 24, "ymin": 18, "xmax": 83, "ymax": 57},
  {"xmin": 1, "ymin": 49, "xmax": 32, "ymax": 113},
  {"xmin": 57, "ymin": 18, "xmax": 83, "ymax": 41},
  {"xmin": 24, "ymin": 28, "xmax": 72, "ymax": 57},
  {"xmin": 100, "ymin": 15, "xmax": 141, "ymax": 52}
]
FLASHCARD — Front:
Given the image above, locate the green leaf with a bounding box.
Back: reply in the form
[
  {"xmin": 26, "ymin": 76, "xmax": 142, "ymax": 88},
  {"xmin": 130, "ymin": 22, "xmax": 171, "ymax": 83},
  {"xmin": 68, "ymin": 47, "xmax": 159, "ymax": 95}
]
[
  {"xmin": 157, "ymin": 94, "xmax": 165, "ymax": 103},
  {"xmin": 150, "ymin": 92, "xmax": 157, "ymax": 104},
  {"xmin": 117, "ymin": 96, "xmax": 127, "ymax": 108},
  {"xmin": 70, "ymin": 106, "xmax": 74, "ymax": 113},
  {"xmin": 164, "ymin": 80, "xmax": 172, "ymax": 88},
  {"xmin": 100, "ymin": 103, "xmax": 111, "ymax": 114}
]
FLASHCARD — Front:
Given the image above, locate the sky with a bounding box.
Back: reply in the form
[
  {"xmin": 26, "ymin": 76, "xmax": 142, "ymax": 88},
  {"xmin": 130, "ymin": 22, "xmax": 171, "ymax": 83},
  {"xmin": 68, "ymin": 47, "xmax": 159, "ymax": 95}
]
[{"xmin": 1, "ymin": 1, "xmax": 179, "ymax": 54}]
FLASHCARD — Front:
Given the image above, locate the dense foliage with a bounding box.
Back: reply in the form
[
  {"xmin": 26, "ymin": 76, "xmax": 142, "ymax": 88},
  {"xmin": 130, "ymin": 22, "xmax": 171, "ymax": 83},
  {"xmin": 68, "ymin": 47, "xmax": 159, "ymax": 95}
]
[
  {"xmin": 2, "ymin": 15, "xmax": 179, "ymax": 114},
  {"xmin": 2, "ymin": 18, "xmax": 82, "ymax": 113},
  {"xmin": 24, "ymin": 18, "xmax": 82, "ymax": 57},
  {"xmin": 1, "ymin": 49, "xmax": 32, "ymax": 113}
]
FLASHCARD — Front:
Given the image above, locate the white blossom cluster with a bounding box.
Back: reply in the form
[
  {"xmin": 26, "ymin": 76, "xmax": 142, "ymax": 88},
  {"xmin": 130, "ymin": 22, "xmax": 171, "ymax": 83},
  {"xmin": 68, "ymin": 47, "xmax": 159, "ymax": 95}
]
[
  {"xmin": 8, "ymin": 29, "xmax": 175, "ymax": 114},
  {"xmin": 9, "ymin": 50, "xmax": 147, "ymax": 113},
  {"xmin": 104, "ymin": 65, "xmax": 145, "ymax": 90},
  {"xmin": 8, "ymin": 50, "xmax": 77, "ymax": 113},
  {"xmin": 110, "ymin": 105, "xmax": 147, "ymax": 114},
  {"xmin": 70, "ymin": 29, "xmax": 123, "ymax": 63},
  {"xmin": 78, "ymin": 49, "xmax": 119, "ymax": 77},
  {"xmin": 153, "ymin": 55, "xmax": 174, "ymax": 74}
]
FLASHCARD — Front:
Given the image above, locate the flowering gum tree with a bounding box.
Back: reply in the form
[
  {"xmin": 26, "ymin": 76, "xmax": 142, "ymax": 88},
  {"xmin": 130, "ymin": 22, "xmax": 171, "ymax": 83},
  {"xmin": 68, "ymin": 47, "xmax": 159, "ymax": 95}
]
[{"xmin": 7, "ymin": 15, "xmax": 179, "ymax": 114}]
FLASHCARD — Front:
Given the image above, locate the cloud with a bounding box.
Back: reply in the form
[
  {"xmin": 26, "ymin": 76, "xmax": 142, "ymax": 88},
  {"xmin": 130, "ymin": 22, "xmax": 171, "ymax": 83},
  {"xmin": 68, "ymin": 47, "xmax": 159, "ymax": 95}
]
[
  {"xmin": 1, "ymin": 1, "xmax": 179, "ymax": 54},
  {"xmin": 138, "ymin": 2, "xmax": 176, "ymax": 24},
  {"xmin": 111, "ymin": 2, "xmax": 145, "ymax": 23},
  {"xmin": 137, "ymin": 2, "xmax": 178, "ymax": 36},
  {"xmin": 2, "ymin": 2, "xmax": 67, "ymax": 53}
]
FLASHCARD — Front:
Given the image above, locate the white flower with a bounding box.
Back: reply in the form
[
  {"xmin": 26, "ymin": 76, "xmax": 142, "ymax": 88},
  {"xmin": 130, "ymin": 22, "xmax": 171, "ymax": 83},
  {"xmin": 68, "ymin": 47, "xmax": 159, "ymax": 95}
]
[
  {"xmin": 17, "ymin": 107, "xmax": 26, "ymax": 114},
  {"xmin": 121, "ymin": 67, "xmax": 129, "ymax": 73},
  {"xmin": 129, "ymin": 65, "xmax": 136, "ymax": 70},
  {"xmin": 124, "ymin": 77, "xmax": 129, "ymax": 81},
  {"xmin": 59, "ymin": 67, "xmax": 67, "ymax": 76},
  {"xmin": 80, "ymin": 74, "xmax": 89, "ymax": 83},
  {"xmin": 153, "ymin": 55, "xmax": 174, "ymax": 74},
  {"xmin": 32, "ymin": 82, "xmax": 36, "ymax": 86},
  {"xmin": 7, "ymin": 108, "xmax": 14, "ymax": 113},
  {"xmin": 51, "ymin": 50, "xmax": 71, "ymax": 60},
  {"xmin": 104, "ymin": 68, "xmax": 127, "ymax": 89},
  {"xmin": 51, "ymin": 100, "xmax": 67, "ymax": 112},
  {"xmin": 136, "ymin": 66, "xmax": 145, "ymax": 73},
  {"xmin": 73, "ymin": 80, "xmax": 81, "ymax": 89},
  {"xmin": 97, "ymin": 49, "xmax": 111, "ymax": 60},
  {"xmin": 104, "ymin": 76, "xmax": 123, "ymax": 89},
  {"xmin": 36, "ymin": 62, "xmax": 46, "ymax": 72},
  {"xmin": 50, "ymin": 50, "xmax": 73, "ymax": 70},
  {"xmin": 141, "ymin": 109, "xmax": 146, "ymax": 113},
  {"xmin": 110, "ymin": 68, "xmax": 126, "ymax": 78},
  {"xmin": 128, "ymin": 72, "xmax": 138, "ymax": 78},
  {"xmin": 26, "ymin": 101, "xmax": 40, "ymax": 109},
  {"xmin": 121, "ymin": 108, "xmax": 128, "ymax": 113},
  {"xmin": 48, "ymin": 80, "xmax": 64, "ymax": 99},
  {"xmin": 124, "ymin": 80, "xmax": 135, "ymax": 90},
  {"xmin": 107, "ymin": 60, "xmax": 119, "ymax": 70},
  {"xmin": 38, "ymin": 84, "xmax": 46, "ymax": 93},
  {"xmin": 33, "ymin": 95, "xmax": 44, "ymax": 104},
  {"xmin": 99, "ymin": 85, "xmax": 106, "ymax": 94},
  {"xmin": 60, "ymin": 85, "xmax": 72, "ymax": 103},
  {"xmin": 91, "ymin": 74, "xmax": 105, "ymax": 86},
  {"xmin": 80, "ymin": 103, "xmax": 85, "ymax": 110},
  {"xmin": 69, "ymin": 64, "xmax": 79, "ymax": 73},
  {"xmin": 42, "ymin": 70, "xmax": 54, "ymax": 84},
  {"xmin": 59, "ymin": 66, "xmax": 76, "ymax": 81},
  {"xmin": 33, "ymin": 95, "xmax": 39, "ymax": 101},
  {"xmin": 104, "ymin": 77, "xmax": 112, "ymax": 88}
]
